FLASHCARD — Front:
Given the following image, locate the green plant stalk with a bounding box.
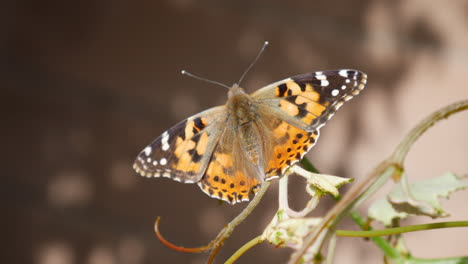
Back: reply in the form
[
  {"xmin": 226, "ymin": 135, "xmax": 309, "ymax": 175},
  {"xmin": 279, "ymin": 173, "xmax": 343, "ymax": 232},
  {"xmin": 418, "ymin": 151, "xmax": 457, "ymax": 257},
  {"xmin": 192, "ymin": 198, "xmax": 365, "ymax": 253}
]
[
  {"xmin": 407, "ymin": 257, "xmax": 468, "ymax": 264},
  {"xmin": 347, "ymin": 211, "xmax": 400, "ymax": 259},
  {"xmin": 336, "ymin": 221, "xmax": 468, "ymax": 237},
  {"xmin": 348, "ymin": 212, "xmax": 468, "ymax": 264},
  {"xmin": 224, "ymin": 235, "xmax": 264, "ymax": 264}
]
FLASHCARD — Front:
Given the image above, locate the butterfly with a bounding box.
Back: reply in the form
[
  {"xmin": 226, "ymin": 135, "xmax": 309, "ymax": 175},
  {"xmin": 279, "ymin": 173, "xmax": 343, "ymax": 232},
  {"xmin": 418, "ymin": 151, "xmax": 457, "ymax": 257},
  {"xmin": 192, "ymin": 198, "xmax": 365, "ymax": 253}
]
[{"xmin": 133, "ymin": 69, "xmax": 367, "ymax": 204}]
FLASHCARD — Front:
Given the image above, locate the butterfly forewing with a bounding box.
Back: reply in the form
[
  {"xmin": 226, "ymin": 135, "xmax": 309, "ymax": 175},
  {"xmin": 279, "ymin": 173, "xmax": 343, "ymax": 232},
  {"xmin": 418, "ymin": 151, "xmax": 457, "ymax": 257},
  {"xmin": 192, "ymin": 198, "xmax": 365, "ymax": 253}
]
[
  {"xmin": 252, "ymin": 69, "xmax": 367, "ymax": 131},
  {"xmin": 133, "ymin": 106, "xmax": 226, "ymax": 183}
]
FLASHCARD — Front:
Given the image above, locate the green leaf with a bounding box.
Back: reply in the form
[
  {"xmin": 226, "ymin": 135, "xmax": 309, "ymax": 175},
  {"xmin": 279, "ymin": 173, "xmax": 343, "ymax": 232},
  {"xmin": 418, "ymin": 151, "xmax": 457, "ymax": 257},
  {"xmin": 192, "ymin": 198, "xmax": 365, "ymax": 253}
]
[{"xmin": 369, "ymin": 172, "xmax": 468, "ymax": 225}]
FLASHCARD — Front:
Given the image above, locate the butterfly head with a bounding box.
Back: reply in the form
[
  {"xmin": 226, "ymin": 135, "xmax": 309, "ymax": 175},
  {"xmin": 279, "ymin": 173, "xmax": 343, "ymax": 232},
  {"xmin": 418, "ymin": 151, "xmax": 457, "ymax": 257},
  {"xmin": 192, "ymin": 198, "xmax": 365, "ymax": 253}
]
[{"xmin": 227, "ymin": 83, "xmax": 247, "ymax": 98}]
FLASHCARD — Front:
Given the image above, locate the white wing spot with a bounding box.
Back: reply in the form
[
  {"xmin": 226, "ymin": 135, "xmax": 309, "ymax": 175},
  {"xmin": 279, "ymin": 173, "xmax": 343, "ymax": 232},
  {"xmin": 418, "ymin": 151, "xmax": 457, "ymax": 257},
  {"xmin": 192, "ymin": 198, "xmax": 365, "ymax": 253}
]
[
  {"xmin": 346, "ymin": 79, "xmax": 350, "ymax": 83},
  {"xmin": 321, "ymin": 79, "xmax": 329, "ymax": 86},
  {"xmin": 161, "ymin": 131, "xmax": 170, "ymax": 151},
  {"xmin": 152, "ymin": 160, "xmax": 158, "ymax": 166},
  {"xmin": 146, "ymin": 157, "xmax": 152, "ymax": 163},
  {"xmin": 341, "ymin": 85, "xmax": 346, "ymax": 90},
  {"xmin": 144, "ymin": 146, "xmax": 152, "ymax": 156},
  {"xmin": 339, "ymin": 70, "xmax": 349, "ymax": 77},
  {"xmin": 316, "ymin": 74, "xmax": 326, "ymax": 80},
  {"xmin": 160, "ymin": 158, "xmax": 167, "ymax": 165},
  {"xmin": 331, "ymin": 89, "xmax": 339, "ymax": 96}
]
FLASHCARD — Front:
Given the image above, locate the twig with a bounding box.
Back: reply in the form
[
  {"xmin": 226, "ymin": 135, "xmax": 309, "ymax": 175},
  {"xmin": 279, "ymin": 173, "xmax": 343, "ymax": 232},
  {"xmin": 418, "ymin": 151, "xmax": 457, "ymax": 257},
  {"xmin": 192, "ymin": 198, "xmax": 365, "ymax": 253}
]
[
  {"xmin": 224, "ymin": 235, "xmax": 264, "ymax": 264},
  {"xmin": 336, "ymin": 221, "xmax": 468, "ymax": 237}
]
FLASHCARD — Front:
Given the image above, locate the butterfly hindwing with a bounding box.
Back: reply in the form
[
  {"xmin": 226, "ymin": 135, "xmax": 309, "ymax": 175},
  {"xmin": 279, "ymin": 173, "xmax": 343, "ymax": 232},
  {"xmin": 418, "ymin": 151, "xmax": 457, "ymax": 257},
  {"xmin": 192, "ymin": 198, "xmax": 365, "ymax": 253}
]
[
  {"xmin": 133, "ymin": 106, "xmax": 226, "ymax": 183},
  {"xmin": 197, "ymin": 127, "xmax": 262, "ymax": 204},
  {"xmin": 259, "ymin": 117, "xmax": 320, "ymax": 180}
]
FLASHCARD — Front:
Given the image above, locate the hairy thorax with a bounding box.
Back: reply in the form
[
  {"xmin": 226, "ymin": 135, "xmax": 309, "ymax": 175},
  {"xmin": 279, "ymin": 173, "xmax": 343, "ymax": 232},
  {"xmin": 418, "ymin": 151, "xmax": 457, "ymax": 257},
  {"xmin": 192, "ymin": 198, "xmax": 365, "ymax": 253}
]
[
  {"xmin": 226, "ymin": 85, "xmax": 258, "ymax": 127},
  {"xmin": 226, "ymin": 85, "xmax": 263, "ymax": 166}
]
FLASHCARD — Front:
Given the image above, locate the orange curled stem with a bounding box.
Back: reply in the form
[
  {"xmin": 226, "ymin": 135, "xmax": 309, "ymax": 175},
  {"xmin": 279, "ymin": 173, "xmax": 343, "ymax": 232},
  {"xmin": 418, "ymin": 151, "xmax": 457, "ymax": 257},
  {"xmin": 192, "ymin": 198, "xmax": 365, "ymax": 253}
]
[
  {"xmin": 154, "ymin": 217, "xmax": 213, "ymax": 253},
  {"xmin": 207, "ymin": 244, "xmax": 222, "ymax": 264}
]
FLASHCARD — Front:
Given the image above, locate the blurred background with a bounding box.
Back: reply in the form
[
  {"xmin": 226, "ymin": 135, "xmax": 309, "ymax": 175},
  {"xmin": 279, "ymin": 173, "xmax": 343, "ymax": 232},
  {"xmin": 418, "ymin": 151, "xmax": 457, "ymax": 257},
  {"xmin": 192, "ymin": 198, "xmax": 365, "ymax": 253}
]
[{"xmin": 4, "ymin": 0, "xmax": 468, "ymax": 263}]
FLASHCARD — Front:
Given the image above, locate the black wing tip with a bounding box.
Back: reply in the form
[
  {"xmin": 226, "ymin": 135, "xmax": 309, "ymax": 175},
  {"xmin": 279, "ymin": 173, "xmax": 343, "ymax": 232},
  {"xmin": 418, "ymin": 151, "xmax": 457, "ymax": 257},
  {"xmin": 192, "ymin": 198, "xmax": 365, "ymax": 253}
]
[{"xmin": 291, "ymin": 69, "xmax": 367, "ymax": 82}]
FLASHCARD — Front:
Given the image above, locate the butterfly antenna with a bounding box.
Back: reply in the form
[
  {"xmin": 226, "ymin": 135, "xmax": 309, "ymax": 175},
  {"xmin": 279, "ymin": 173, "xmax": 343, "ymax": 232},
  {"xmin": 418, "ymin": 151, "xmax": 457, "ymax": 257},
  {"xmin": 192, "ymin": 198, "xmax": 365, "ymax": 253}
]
[
  {"xmin": 237, "ymin": 41, "xmax": 269, "ymax": 85},
  {"xmin": 181, "ymin": 70, "xmax": 230, "ymax": 90}
]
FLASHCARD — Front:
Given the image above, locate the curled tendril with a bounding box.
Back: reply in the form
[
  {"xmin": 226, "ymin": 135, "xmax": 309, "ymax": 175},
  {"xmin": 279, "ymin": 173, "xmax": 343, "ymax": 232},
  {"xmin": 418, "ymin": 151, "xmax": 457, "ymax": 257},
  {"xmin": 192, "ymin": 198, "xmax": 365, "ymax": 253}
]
[{"xmin": 154, "ymin": 217, "xmax": 213, "ymax": 253}]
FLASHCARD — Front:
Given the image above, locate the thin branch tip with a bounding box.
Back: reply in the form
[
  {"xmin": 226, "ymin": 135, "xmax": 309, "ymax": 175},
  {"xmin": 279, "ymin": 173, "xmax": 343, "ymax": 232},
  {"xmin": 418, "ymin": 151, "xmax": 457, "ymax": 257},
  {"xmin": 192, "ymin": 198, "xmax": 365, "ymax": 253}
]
[{"xmin": 154, "ymin": 216, "xmax": 211, "ymax": 253}]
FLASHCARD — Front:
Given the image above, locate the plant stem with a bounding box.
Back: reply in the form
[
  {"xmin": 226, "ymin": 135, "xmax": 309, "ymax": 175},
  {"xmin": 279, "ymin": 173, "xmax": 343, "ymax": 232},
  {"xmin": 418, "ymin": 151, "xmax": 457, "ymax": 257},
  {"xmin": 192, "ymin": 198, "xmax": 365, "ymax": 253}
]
[
  {"xmin": 347, "ymin": 211, "xmax": 401, "ymax": 259},
  {"xmin": 409, "ymin": 256, "xmax": 468, "ymax": 264},
  {"xmin": 348, "ymin": 212, "xmax": 468, "ymax": 264},
  {"xmin": 224, "ymin": 235, "xmax": 264, "ymax": 264},
  {"xmin": 337, "ymin": 221, "xmax": 468, "ymax": 237}
]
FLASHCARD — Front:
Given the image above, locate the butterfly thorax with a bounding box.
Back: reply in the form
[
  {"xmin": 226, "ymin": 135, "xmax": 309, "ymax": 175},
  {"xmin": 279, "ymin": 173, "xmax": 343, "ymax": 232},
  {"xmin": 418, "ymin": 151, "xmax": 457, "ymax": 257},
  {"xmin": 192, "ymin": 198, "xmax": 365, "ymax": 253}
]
[
  {"xmin": 226, "ymin": 84, "xmax": 258, "ymax": 127},
  {"xmin": 226, "ymin": 84, "xmax": 263, "ymax": 167}
]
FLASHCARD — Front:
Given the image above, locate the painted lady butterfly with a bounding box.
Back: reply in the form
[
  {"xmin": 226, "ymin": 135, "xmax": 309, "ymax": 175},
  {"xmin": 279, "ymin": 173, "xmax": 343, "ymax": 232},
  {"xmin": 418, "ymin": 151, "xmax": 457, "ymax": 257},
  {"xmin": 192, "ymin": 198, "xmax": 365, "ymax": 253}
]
[{"xmin": 133, "ymin": 56, "xmax": 366, "ymax": 204}]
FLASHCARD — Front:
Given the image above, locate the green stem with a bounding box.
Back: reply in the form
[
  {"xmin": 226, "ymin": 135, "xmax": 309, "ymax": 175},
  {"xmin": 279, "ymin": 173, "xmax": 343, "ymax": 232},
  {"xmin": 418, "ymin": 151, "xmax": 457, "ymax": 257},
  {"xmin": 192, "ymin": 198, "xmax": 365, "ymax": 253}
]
[
  {"xmin": 347, "ymin": 212, "xmax": 468, "ymax": 263},
  {"xmin": 336, "ymin": 221, "xmax": 468, "ymax": 237},
  {"xmin": 348, "ymin": 211, "xmax": 400, "ymax": 259},
  {"xmin": 224, "ymin": 235, "xmax": 264, "ymax": 264},
  {"xmin": 409, "ymin": 256, "xmax": 468, "ymax": 264}
]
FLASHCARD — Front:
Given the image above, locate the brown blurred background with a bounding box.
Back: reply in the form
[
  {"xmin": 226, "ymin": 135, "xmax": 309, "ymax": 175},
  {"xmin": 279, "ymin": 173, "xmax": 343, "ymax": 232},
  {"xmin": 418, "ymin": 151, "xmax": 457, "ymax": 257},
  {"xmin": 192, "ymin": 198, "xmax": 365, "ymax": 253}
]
[{"xmin": 4, "ymin": 0, "xmax": 468, "ymax": 263}]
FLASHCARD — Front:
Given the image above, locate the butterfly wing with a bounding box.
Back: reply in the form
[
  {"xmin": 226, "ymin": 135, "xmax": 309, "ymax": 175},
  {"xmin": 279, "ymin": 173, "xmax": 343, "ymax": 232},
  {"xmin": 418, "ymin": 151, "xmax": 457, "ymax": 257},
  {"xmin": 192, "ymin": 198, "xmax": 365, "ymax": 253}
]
[
  {"xmin": 133, "ymin": 106, "xmax": 227, "ymax": 183},
  {"xmin": 252, "ymin": 69, "xmax": 367, "ymax": 131},
  {"xmin": 197, "ymin": 126, "xmax": 263, "ymax": 204},
  {"xmin": 252, "ymin": 69, "xmax": 367, "ymax": 179}
]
